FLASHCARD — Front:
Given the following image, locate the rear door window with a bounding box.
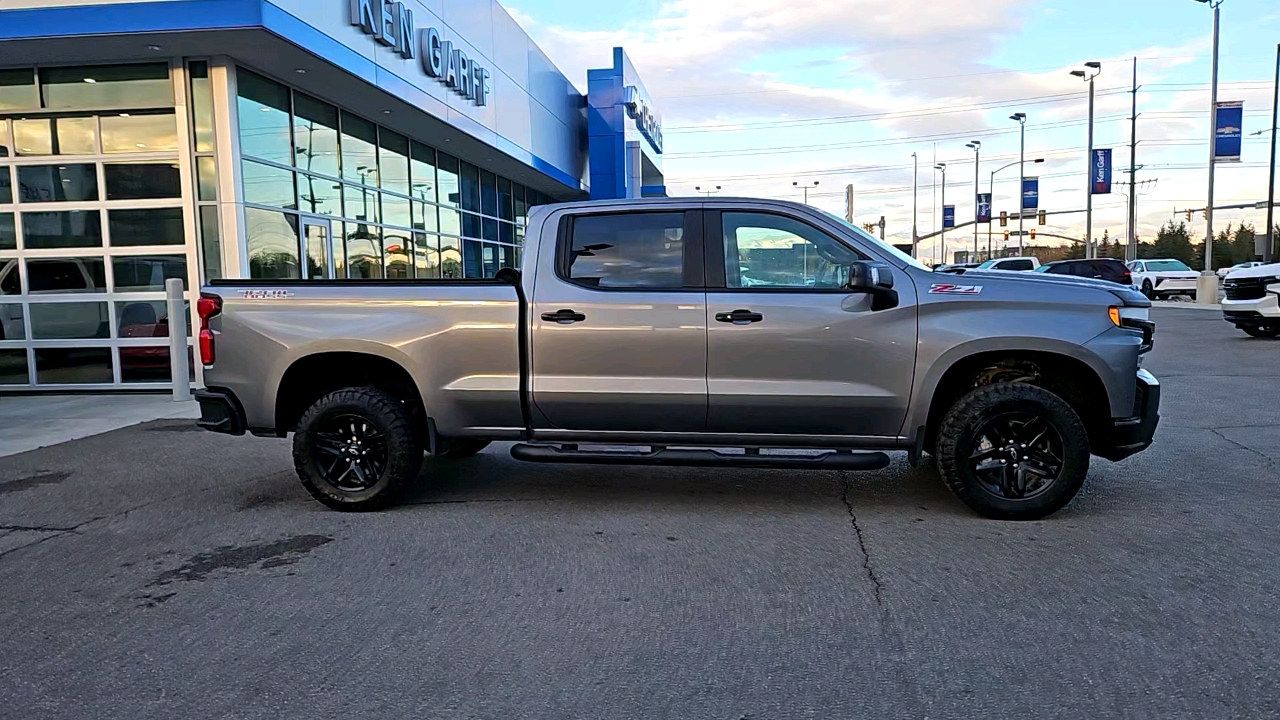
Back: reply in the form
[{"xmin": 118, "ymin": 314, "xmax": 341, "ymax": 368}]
[
  {"xmin": 998, "ymin": 259, "xmax": 1034, "ymax": 271},
  {"xmin": 564, "ymin": 212, "xmax": 687, "ymax": 289}
]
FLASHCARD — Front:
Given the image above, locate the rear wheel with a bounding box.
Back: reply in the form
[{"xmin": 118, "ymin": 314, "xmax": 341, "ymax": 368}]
[
  {"xmin": 292, "ymin": 387, "xmax": 422, "ymax": 511},
  {"xmin": 433, "ymin": 438, "xmax": 491, "ymax": 459},
  {"xmin": 936, "ymin": 383, "xmax": 1090, "ymax": 520},
  {"xmin": 1242, "ymin": 324, "xmax": 1280, "ymax": 338}
]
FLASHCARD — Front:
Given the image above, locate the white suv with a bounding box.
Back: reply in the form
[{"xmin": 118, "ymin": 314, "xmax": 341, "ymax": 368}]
[
  {"xmin": 1128, "ymin": 259, "xmax": 1198, "ymax": 299},
  {"xmin": 975, "ymin": 256, "xmax": 1040, "ymax": 272},
  {"xmin": 1222, "ymin": 262, "xmax": 1280, "ymax": 338}
]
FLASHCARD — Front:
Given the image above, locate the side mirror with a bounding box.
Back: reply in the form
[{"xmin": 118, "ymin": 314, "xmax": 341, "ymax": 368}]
[{"xmin": 847, "ymin": 260, "xmax": 899, "ymax": 311}]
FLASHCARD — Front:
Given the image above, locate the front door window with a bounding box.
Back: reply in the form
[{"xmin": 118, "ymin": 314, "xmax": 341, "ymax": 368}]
[{"xmin": 723, "ymin": 211, "xmax": 860, "ymax": 289}]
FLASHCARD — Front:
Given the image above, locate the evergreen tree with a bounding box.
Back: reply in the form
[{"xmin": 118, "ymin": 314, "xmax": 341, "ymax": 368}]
[
  {"xmin": 1152, "ymin": 221, "xmax": 1196, "ymax": 268},
  {"xmin": 1231, "ymin": 223, "xmax": 1257, "ymax": 264}
]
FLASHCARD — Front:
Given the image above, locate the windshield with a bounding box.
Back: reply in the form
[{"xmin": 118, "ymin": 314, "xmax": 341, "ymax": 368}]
[
  {"xmin": 821, "ymin": 211, "xmax": 930, "ymax": 271},
  {"xmin": 1146, "ymin": 260, "xmax": 1192, "ymax": 272}
]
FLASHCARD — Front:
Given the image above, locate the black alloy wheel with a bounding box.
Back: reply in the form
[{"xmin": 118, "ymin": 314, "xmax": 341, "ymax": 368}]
[
  {"xmin": 965, "ymin": 412, "xmax": 1064, "ymax": 501},
  {"xmin": 311, "ymin": 414, "xmax": 388, "ymax": 492}
]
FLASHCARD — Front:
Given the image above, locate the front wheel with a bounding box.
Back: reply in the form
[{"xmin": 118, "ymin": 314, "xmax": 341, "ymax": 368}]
[
  {"xmin": 1242, "ymin": 324, "xmax": 1280, "ymax": 338},
  {"xmin": 1141, "ymin": 280, "xmax": 1154, "ymax": 299},
  {"xmin": 292, "ymin": 387, "xmax": 423, "ymax": 511},
  {"xmin": 936, "ymin": 384, "xmax": 1090, "ymax": 520}
]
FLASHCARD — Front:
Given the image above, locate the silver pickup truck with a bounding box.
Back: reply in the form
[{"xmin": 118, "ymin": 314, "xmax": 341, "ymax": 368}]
[{"xmin": 195, "ymin": 198, "xmax": 1159, "ymax": 520}]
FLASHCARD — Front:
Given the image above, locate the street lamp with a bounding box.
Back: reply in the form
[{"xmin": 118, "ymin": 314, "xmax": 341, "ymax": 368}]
[
  {"xmin": 1010, "ymin": 112, "xmax": 1028, "ymax": 252},
  {"xmin": 911, "ymin": 152, "xmax": 919, "ymax": 257},
  {"xmin": 935, "ymin": 162, "xmax": 947, "ymax": 263},
  {"xmin": 1194, "ymin": 0, "xmax": 1225, "ymax": 302},
  {"xmin": 793, "ymin": 180, "xmax": 819, "ymax": 204},
  {"xmin": 695, "ymin": 185, "xmax": 722, "ymax": 197},
  {"xmin": 1071, "ymin": 62, "xmax": 1101, "ymax": 258},
  {"xmin": 989, "ymin": 157, "xmax": 1044, "ymax": 256},
  {"xmin": 966, "ymin": 140, "xmax": 981, "ymax": 260}
]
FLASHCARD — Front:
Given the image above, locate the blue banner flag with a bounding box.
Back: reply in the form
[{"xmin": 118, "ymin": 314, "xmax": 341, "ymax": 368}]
[
  {"xmin": 942, "ymin": 205, "xmax": 955, "ymax": 229},
  {"xmin": 1214, "ymin": 101, "xmax": 1243, "ymax": 163},
  {"xmin": 976, "ymin": 193, "xmax": 992, "ymax": 223},
  {"xmin": 1092, "ymin": 148, "xmax": 1112, "ymax": 195},
  {"xmin": 1022, "ymin": 177, "xmax": 1039, "ymax": 210}
]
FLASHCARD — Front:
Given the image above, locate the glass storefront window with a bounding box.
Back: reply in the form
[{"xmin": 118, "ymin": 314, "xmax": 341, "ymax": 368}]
[
  {"xmin": 120, "ymin": 346, "xmax": 192, "ymax": 383},
  {"xmin": 0, "ymin": 303, "xmax": 24, "ymax": 340},
  {"xmin": 199, "ymin": 206, "xmax": 222, "ymax": 281},
  {"xmin": 382, "ymin": 193, "xmax": 411, "ymax": 229},
  {"xmin": 17, "ymin": 164, "xmax": 98, "ymax": 203},
  {"xmin": 412, "ymin": 201, "xmax": 437, "ymax": 232},
  {"xmin": 22, "ymin": 211, "xmax": 103, "ymax": 249},
  {"xmin": 35, "ymin": 348, "xmax": 113, "ymax": 384},
  {"xmin": 237, "ymin": 70, "xmax": 292, "ymax": 165},
  {"xmin": 0, "ymin": 69, "xmax": 38, "ymax": 111},
  {"xmin": 116, "ymin": 300, "xmax": 187, "ymax": 339},
  {"xmin": 480, "ymin": 170, "xmax": 497, "ymax": 217},
  {"xmin": 29, "ymin": 302, "xmax": 109, "ymax": 339},
  {"xmin": 0, "ymin": 119, "xmax": 9, "ymax": 157},
  {"xmin": 245, "ymin": 207, "xmax": 300, "ymax": 279},
  {"xmin": 344, "ymin": 222, "xmax": 382, "ymax": 279},
  {"xmin": 12, "ymin": 117, "xmax": 97, "ymax": 156},
  {"xmin": 459, "ymin": 161, "xmax": 480, "ymax": 212},
  {"xmin": 343, "ymin": 184, "xmax": 379, "ymax": 224},
  {"xmin": 498, "ymin": 177, "xmax": 513, "ymax": 221},
  {"xmin": 462, "ymin": 211, "xmax": 481, "ymax": 239},
  {"xmin": 105, "ymin": 162, "xmax": 181, "ymax": 200},
  {"xmin": 379, "ymin": 130, "xmax": 410, "ymax": 196},
  {"xmin": 242, "ymin": 160, "xmax": 297, "ymax": 209},
  {"xmin": 112, "ymin": 255, "xmax": 187, "ymax": 291},
  {"xmin": 293, "ymin": 93, "xmax": 340, "ymax": 178},
  {"xmin": 108, "ymin": 208, "xmax": 185, "ymax": 246},
  {"xmin": 513, "ymin": 184, "xmax": 526, "ymax": 225},
  {"xmin": 0, "ymin": 168, "xmax": 11, "ymax": 204},
  {"xmin": 440, "ymin": 236, "xmax": 461, "ymax": 279},
  {"xmin": 100, "ymin": 112, "xmax": 178, "ymax": 153},
  {"xmin": 499, "ymin": 221, "xmax": 515, "ymax": 245},
  {"xmin": 40, "ymin": 64, "xmax": 171, "ymax": 110},
  {"xmin": 437, "ymin": 153, "xmax": 460, "ymax": 208},
  {"xmin": 384, "ymin": 230, "xmax": 412, "ymax": 278},
  {"xmin": 1, "ymin": 259, "xmax": 20, "ymax": 294},
  {"xmin": 189, "ymin": 61, "xmax": 215, "ymax": 153},
  {"xmin": 0, "ymin": 214, "xmax": 14, "ymax": 250},
  {"xmin": 27, "ymin": 257, "xmax": 105, "ymax": 293},
  {"xmin": 439, "ymin": 207, "xmax": 460, "ymax": 236},
  {"xmin": 0, "ymin": 350, "xmax": 27, "ymax": 384},
  {"xmin": 195, "ymin": 157, "xmax": 217, "ymax": 201},
  {"xmin": 482, "ymin": 217, "xmax": 499, "ymax": 242},
  {"xmin": 410, "ymin": 142, "xmax": 435, "ymax": 202},
  {"xmin": 414, "ymin": 232, "xmax": 439, "ymax": 278},
  {"xmin": 340, "ymin": 111, "xmax": 378, "ymax": 186},
  {"xmin": 297, "ymin": 174, "xmax": 341, "ymax": 216}
]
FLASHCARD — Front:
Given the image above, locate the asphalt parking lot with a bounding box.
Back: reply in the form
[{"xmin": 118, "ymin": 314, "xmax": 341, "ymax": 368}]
[{"xmin": 1, "ymin": 306, "xmax": 1278, "ymax": 719}]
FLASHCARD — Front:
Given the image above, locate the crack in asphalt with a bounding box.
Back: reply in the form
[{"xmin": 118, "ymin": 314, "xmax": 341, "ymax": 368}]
[
  {"xmin": 0, "ymin": 515, "xmax": 105, "ymax": 559},
  {"xmin": 838, "ymin": 471, "xmax": 884, "ymax": 607},
  {"xmin": 1208, "ymin": 428, "xmax": 1277, "ymax": 465}
]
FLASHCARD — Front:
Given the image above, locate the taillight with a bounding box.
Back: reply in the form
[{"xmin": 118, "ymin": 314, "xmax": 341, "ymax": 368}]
[
  {"xmin": 197, "ymin": 293, "xmax": 222, "ymax": 365},
  {"xmin": 1122, "ymin": 271, "xmax": 1132, "ymax": 285}
]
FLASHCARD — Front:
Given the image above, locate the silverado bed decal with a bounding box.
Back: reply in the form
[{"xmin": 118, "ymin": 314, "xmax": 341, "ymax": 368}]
[
  {"xmin": 239, "ymin": 289, "xmax": 292, "ymax": 299},
  {"xmin": 929, "ymin": 283, "xmax": 983, "ymax": 295}
]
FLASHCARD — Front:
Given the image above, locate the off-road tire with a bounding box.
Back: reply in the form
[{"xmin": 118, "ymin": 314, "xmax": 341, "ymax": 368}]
[
  {"xmin": 936, "ymin": 383, "xmax": 1090, "ymax": 520},
  {"xmin": 293, "ymin": 387, "xmax": 422, "ymax": 511},
  {"xmin": 433, "ymin": 438, "xmax": 491, "ymax": 459},
  {"xmin": 1242, "ymin": 325, "xmax": 1280, "ymax": 339}
]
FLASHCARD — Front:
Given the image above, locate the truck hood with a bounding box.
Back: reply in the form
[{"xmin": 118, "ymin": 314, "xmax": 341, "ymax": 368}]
[
  {"xmin": 939, "ymin": 268, "xmax": 1150, "ymax": 306},
  {"xmin": 1226, "ymin": 262, "xmax": 1280, "ymax": 280}
]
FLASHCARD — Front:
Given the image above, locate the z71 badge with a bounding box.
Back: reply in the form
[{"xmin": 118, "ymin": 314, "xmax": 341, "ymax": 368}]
[
  {"xmin": 929, "ymin": 283, "xmax": 983, "ymax": 295},
  {"xmin": 239, "ymin": 289, "xmax": 292, "ymax": 299}
]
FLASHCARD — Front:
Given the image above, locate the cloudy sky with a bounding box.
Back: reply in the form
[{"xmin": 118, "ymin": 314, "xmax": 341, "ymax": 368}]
[{"xmin": 508, "ymin": 0, "xmax": 1280, "ymax": 262}]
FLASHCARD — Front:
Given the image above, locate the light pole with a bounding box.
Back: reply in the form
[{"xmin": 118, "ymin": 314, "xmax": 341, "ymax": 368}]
[
  {"xmin": 793, "ymin": 180, "xmax": 819, "ymax": 205},
  {"xmin": 935, "ymin": 162, "xmax": 947, "ymax": 263},
  {"xmin": 966, "ymin": 140, "xmax": 981, "ymax": 260},
  {"xmin": 695, "ymin": 185, "xmax": 722, "ymax": 197},
  {"xmin": 1010, "ymin": 112, "xmax": 1028, "ymax": 252},
  {"xmin": 1195, "ymin": 0, "xmax": 1224, "ymax": 302},
  {"xmin": 1071, "ymin": 62, "xmax": 1101, "ymax": 258},
  {"xmin": 989, "ymin": 158, "xmax": 1044, "ymax": 256},
  {"xmin": 1267, "ymin": 43, "xmax": 1279, "ymax": 264},
  {"xmin": 911, "ymin": 152, "xmax": 919, "ymax": 258}
]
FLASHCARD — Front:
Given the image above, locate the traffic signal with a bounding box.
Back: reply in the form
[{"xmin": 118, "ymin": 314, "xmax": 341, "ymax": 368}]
[
  {"xmin": 1186, "ymin": 209, "xmax": 1193, "ymax": 222},
  {"xmin": 999, "ymin": 211, "xmax": 1007, "ymax": 227},
  {"xmin": 1038, "ymin": 210, "xmax": 1046, "ymax": 225},
  {"xmin": 1004, "ymin": 230, "xmax": 1010, "ymax": 242},
  {"xmin": 1030, "ymin": 228, "xmax": 1036, "ymax": 241}
]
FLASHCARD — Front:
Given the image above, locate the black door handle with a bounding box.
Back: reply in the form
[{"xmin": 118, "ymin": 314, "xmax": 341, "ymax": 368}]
[
  {"xmin": 715, "ymin": 309, "xmax": 764, "ymax": 324},
  {"xmin": 541, "ymin": 308, "xmax": 587, "ymax": 324}
]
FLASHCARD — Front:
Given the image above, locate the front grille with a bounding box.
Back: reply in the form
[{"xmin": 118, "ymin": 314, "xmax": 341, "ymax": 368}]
[{"xmin": 1224, "ymin": 277, "xmax": 1271, "ymax": 301}]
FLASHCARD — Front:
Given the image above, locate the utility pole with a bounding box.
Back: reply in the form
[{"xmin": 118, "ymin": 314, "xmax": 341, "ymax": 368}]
[
  {"xmin": 1071, "ymin": 62, "xmax": 1101, "ymax": 258},
  {"xmin": 1128, "ymin": 57, "xmax": 1140, "ymax": 262},
  {"xmin": 1012, "ymin": 112, "xmax": 1027, "ymax": 253},
  {"xmin": 1196, "ymin": 0, "xmax": 1223, "ymax": 304},
  {"xmin": 1266, "ymin": 43, "xmax": 1279, "ymax": 264},
  {"xmin": 845, "ymin": 184, "xmax": 855, "ymax": 223}
]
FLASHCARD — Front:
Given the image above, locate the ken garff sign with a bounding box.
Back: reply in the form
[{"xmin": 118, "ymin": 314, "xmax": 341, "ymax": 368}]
[
  {"xmin": 623, "ymin": 85, "xmax": 663, "ymax": 154},
  {"xmin": 349, "ymin": 0, "xmax": 491, "ymax": 107},
  {"xmin": 1091, "ymin": 148, "xmax": 1112, "ymax": 194},
  {"xmin": 1021, "ymin": 177, "xmax": 1039, "ymax": 210},
  {"xmin": 975, "ymin": 193, "xmax": 992, "ymax": 223},
  {"xmin": 1214, "ymin": 101, "xmax": 1243, "ymax": 163}
]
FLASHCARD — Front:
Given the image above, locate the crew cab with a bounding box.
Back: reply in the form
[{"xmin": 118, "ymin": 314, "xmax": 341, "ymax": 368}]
[
  {"xmin": 195, "ymin": 198, "xmax": 1160, "ymax": 520},
  {"xmin": 1222, "ymin": 262, "xmax": 1280, "ymax": 338},
  {"xmin": 1128, "ymin": 259, "xmax": 1199, "ymax": 299}
]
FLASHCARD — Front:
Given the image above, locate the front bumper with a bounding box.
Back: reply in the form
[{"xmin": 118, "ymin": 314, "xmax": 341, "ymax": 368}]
[
  {"xmin": 195, "ymin": 388, "xmax": 246, "ymax": 436},
  {"xmin": 1096, "ymin": 369, "xmax": 1160, "ymax": 462},
  {"xmin": 1222, "ymin": 293, "xmax": 1280, "ymax": 328}
]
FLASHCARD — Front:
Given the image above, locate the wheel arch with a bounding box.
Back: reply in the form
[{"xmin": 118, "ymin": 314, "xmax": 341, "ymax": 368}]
[{"xmin": 273, "ymin": 347, "xmax": 428, "ymax": 437}]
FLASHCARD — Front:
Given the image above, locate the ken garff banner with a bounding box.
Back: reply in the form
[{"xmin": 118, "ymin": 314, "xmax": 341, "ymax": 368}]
[
  {"xmin": 976, "ymin": 193, "xmax": 992, "ymax": 223},
  {"xmin": 1092, "ymin": 148, "xmax": 1112, "ymax": 195},
  {"xmin": 943, "ymin": 205, "xmax": 955, "ymax": 229},
  {"xmin": 1214, "ymin": 101, "xmax": 1244, "ymax": 163},
  {"xmin": 1022, "ymin": 177, "xmax": 1039, "ymax": 210}
]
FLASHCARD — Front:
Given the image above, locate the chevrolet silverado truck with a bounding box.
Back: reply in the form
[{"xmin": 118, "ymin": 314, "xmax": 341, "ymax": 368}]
[
  {"xmin": 1222, "ymin": 262, "xmax": 1280, "ymax": 337},
  {"xmin": 195, "ymin": 198, "xmax": 1159, "ymax": 520}
]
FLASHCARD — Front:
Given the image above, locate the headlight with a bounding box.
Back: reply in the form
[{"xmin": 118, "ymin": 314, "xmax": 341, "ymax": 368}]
[{"xmin": 1119, "ymin": 306, "xmax": 1149, "ymax": 322}]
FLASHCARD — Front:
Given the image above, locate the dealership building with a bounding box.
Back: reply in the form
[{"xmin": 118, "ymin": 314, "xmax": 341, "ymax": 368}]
[{"xmin": 0, "ymin": 0, "xmax": 664, "ymax": 390}]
